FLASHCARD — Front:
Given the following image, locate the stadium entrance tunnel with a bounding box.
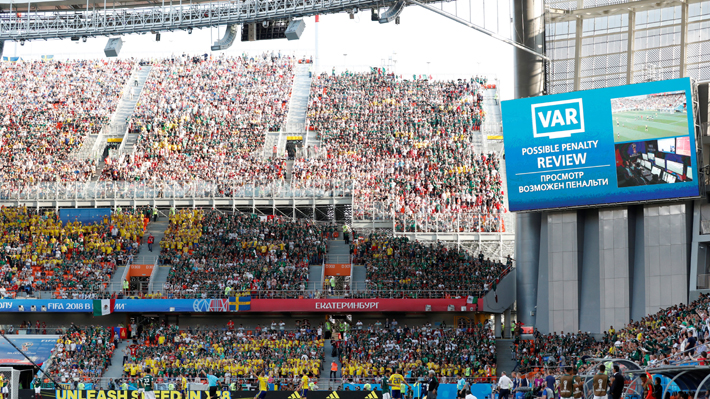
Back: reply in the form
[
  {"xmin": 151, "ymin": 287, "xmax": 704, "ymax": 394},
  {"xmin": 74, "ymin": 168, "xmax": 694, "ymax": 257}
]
[{"xmin": 24, "ymin": 390, "xmax": 386, "ymax": 399}]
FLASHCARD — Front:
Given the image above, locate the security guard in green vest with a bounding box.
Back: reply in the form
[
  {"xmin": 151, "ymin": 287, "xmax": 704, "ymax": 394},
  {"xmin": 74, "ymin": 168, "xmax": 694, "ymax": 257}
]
[
  {"xmin": 121, "ymin": 381, "xmax": 128, "ymax": 391},
  {"xmin": 77, "ymin": 382, "xmax": 85, "ymax": 390},
  {"xmin": 123, "ymin": 279, "xmax": 129, "ymax": 292},
  {"xmin": 325, "ymin": 321, "xmax": 332, "ymax": 339},
  {"xmin": 229, "ymin": 382, "xmax": 237, "ymax": 392},
  {"xmin": 116, "ymin": 206, "xmax": 122, "ymax": 214},
  {"xmin": 342, "ymin": 224, "xmax": 350, "ymax": 244},
  {"xmin": 152, "ymin": 207, "xmax": 158, "ymax": 222},
  {"xmin": 168, "ymin": 383, "xmax": 175, "ymax": 391},
  {"xmin": 170, "ymin": 206, "xmax": 176, "ymax": 216}
]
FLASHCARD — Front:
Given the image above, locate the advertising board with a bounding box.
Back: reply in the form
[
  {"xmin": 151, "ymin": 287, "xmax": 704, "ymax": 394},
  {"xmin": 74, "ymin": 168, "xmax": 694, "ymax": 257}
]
[{"xmin": 0, "ymin": 336, "xmax": 59, "ymax": 365}]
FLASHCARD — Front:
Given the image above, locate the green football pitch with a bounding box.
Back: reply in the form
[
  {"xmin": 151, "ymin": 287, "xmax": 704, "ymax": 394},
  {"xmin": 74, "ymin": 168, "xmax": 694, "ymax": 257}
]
[{"xmin": 612, "ymin": 110, "xmax": 688, "ymax": 143}]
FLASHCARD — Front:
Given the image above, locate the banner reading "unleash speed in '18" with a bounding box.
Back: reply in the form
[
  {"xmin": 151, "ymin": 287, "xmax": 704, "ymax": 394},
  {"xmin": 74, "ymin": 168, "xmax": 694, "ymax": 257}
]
[{"xmin": 501, "ymin": 77, "xmax": 701, "ymax": 212}]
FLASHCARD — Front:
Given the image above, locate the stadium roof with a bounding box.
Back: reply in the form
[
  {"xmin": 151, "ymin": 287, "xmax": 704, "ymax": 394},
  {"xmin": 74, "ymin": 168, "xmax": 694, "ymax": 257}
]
[
  {"xmin": 547, "ymin": 0, "xmax": 688, "ymax": 22},
  {"xmin": 0, "ymin": 0, "xmax": 221, "ymax": 12}
]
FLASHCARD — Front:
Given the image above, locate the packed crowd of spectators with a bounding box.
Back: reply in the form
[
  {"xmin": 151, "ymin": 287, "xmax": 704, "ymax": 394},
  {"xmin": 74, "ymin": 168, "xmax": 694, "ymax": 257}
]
[
  {"xmin": 514, "ymin": 293, "xmax": 710, "ymax": 372},
  {"xmin": 298, "ymin": 71, "xmax": 505, "ymax": 231},
  {"xmin": 0, "ymin": 56, "xmax": 505, "ymax": 233},
  {"xmin": 0, "ymin": 59, "xmax": 133, "ymax": 190},
  {"xmin": 44, "ymin": 325, "xmax": 116, "ymax": 387},
  {"xmin": 122, "ymin": 322, "xmax": 324, "ymax": 388},
  {"xmin": 101, "ymin": 53, "xmax": 293, "ymax": 184},
  {"xmin": 334, "ymin": 320, "xmax": 497, "ymax": 383},
  {"xmin": 513, "ymin": 330, "xmax": 596, "ymax": 372},
  {"xmin": 0, "ymin": 206, "xmax": 145, "ymax": 298},
  {"xmin": 351, "ymin": 233, "xmax": 511, "ymax": 298},
  {"xmin": 159, "ymin": 210, "xmax": 327, "ymax": 298},
  {"xmin": 611, "ymin": 93, "xmax": 685, "ymax": 112}
]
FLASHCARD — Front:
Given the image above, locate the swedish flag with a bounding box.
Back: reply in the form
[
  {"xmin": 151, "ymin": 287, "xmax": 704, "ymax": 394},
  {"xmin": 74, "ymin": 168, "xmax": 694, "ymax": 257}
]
[{"xmin": 229, "ymin": 295, "xmax": 251, "ymax": 311}]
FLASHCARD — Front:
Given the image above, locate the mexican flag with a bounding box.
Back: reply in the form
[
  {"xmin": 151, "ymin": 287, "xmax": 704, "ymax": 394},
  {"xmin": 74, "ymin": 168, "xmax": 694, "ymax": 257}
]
[{"xmin": 93, "ymin": 299, "xmax": 115, "ymax": 316}]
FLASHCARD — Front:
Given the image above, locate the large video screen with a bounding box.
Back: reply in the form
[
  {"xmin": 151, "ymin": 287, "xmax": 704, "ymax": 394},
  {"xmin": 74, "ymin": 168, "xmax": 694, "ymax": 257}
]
[{"xmin": 501, "ymin": 77, "xmax": 700, "ymax": 212}]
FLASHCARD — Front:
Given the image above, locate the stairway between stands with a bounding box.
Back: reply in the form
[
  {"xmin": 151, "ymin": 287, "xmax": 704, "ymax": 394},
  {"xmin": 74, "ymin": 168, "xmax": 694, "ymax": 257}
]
[
  {"xmin": 91, "ymin": 65, "xmax": 153, "ymax": 179},
  {"xmin": 101, "ymin": 340, "xmax": 130, "ymax": 388},
  {"xmin": 108, "ymin": 220, "xmax": 167, "ymax": 294}
]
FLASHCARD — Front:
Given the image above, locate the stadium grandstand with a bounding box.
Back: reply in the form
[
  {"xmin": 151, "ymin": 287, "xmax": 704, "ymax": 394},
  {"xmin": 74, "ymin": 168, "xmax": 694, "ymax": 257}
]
[{"xmin": 5, "ymin": 0, "xmax": 710, "ymax": 396}]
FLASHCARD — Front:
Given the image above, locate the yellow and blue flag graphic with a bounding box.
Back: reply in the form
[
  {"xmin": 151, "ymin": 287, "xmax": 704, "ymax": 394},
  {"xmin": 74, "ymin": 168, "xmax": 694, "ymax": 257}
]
[{"xmin": 229, "ymin": 295, "xmax": 251, "ymax": 311}]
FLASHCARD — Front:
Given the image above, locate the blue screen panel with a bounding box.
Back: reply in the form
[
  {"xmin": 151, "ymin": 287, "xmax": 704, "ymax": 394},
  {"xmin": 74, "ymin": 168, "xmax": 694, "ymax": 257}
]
[
  {"xmin": 59, "ymin": 208, "xmax": 111, "ymax": 225},
  {"xmin": 502, "ymin": 77, "xmax": 700, "ymax": 211}
]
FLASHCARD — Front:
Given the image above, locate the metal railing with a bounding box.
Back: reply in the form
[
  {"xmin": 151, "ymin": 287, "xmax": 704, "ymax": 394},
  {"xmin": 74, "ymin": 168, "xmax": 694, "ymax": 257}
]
[
  {"xmin": 0, "ymin": 179, "xmax": 354, "ymax": 201},
  {"xmin": 6, "ymin": 286, "xmax": 490, "ymax": 300},
  {"xmin": 393, "ymin": 211, "xmax": 514, "ymax": 234},
  {"xmin": 44, "ymin": 375, "xmax": 331, "ymax": 390},
  {"xmin": 352, "ymin": 202, "xmax": 513, "ymax": 233},
  {"xmin": 324, "ymin": 254, "xmax": 351, "ymax": 264},
  {"xmin": 341, "ymin": 376, "xmax": 498, "ymax": 385},
  {"xmin": 147, "ymin": 257, "xmax": 159, "ymax": 293}
]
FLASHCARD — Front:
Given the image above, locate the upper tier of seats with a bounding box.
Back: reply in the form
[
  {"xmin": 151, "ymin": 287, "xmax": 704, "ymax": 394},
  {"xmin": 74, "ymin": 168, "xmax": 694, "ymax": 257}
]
[
  {"xmin": 101, "ymin": 54, "xmax": 294, "ymax": 183},
  {"xmin": 299, "ymin": 72, "xmax": 504, "ymax": 224},
  {"xmin": 0, "ymin": 60, "xmax": 133, "ymax": 188}
]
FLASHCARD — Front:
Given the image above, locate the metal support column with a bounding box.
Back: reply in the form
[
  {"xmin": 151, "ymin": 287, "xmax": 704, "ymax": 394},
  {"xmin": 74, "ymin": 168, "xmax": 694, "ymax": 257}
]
[
  {"xmin": 513, "ymin": 0, "xmax": 546, "ymax": 98},
  {"xmin": 626, "ymin": 11, "xmax": 636, "ymax": 85},
  {"xmin": 680, "ymin": 2, "xmax": 688, "ymax": 78},
  {"xmin": 512, "ymin": 0, "xmax": 545, "ymax": 326},
  {"xmin": 504, "ymin": 307, "xmax": 512, "ymax": 338},
  {"xmin": 573, "ymin": 17, "xmax": 583, "ymax": 91},
  {"xmin": 515, "ymin": 212, "xmax": 541, "ymax": 327},
  {"xmin": 494, "ymin": 313, "xmax": 502, "ymax": 338}
]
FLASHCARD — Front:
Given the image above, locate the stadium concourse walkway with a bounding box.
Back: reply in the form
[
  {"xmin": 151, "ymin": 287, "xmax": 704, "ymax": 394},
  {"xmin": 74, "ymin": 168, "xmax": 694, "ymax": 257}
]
[
  {"xmin": 285, "ymin": 63, "xmax": 312, "ymax": 131},
  {"xmin": 102, "ymin": 340, "xmax": 130, "ymax": 387},
  {"xmin": 351, "ymin": 266, "xmax": 366, "ymax": 291},
  {"xmin": 482, "ymin": 87, "xmax": 507, "ymax": 210},
  {"xmin": 115, "ymin": 66, "xmax": 153, "ymax": 155},
  {"xmin": 92, "ymin": 65, "xmax": 153, "ymax": 179},
  {"xmin": 109, "ymin": 220, "xmax": 168, "ymax": 294},
  {"xmin": 135, "ymin": 220, "xmax": 167, "ymax": 264},
  {"xmin": 321, "ymin": 339, "xmax": 340, "ymax": 390},
  {"xmin": 286, "ymin": 159, "xmax": 294, "ymax": 181},
  {"xmin": 496, "ymin": 339, "xmax": 516, "ymax": 375},
  {"xmin": 109, "ymin": 265, "xmax": 126, "ymax": 294},
  {"xmin": 309, "ymin": 264, "xmax": 323, "ymax": 291}
]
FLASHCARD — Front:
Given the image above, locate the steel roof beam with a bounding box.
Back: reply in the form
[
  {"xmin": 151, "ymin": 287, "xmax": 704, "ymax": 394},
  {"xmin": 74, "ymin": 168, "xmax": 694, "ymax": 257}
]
[{"xmin": 0, "ymin": 0, "xmax": 423, "ymax": 40}]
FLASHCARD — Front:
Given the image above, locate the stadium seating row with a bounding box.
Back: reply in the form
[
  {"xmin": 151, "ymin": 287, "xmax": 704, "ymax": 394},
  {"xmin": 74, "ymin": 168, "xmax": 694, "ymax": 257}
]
[
  {"xmin": 0, "ymin": 207, "xmax": 509, "ymax": 299},
  {"xmin": 301, "ymin": 72, "xmax": 504, "ymax": 227},
  {"xmin": 35, "ymin": 320, "xmax": 495, "ymax": 390},
  {"xmin": 0, "ymin": 57, "xmax": 504, "ymax": 231},
  {"xmin": 0, "ymin": 206, "xmax": 145, "ymax": 298},
  {"xmin": 513, "ymin": 293, "xmax": 710, "ymax": 372}
]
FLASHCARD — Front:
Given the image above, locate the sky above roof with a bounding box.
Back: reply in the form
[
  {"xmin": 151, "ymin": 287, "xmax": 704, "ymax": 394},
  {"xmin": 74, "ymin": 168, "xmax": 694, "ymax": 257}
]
[{"xmin": 5, "ymin": 1, "xmax": 515, "ymax": 99}]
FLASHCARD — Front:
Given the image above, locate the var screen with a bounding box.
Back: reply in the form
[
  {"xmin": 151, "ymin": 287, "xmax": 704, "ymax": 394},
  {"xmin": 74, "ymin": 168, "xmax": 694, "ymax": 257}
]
[{"xmin": 501, "ymin": 77, "xmax": 700, "ymax": 212}]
